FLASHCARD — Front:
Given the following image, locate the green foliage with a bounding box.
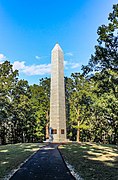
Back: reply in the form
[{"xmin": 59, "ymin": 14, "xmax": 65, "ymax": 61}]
[
  {"xmin": 0, "ymin": 61, "xmax": 50, "ymax": 144},
  {"xmin": 81, "ymin": 4, "xmax": 118, "ymax": 144},
  {"xmin": 0, "ymin": 61, "xmax": 18, "ymax": 144},
  {"xmin": 29, "ymin": 78, "xmax": 50, "ymax": 142},
  {"xmin": 65, "ymin": 4, "xmax": 118, "ymax": 144},
  {"xmin": 65, "ymin": 73, "xmax": 93, "ymax": 141},
  {"xmin": 0, "ymin": 4, "xmax": 117, "ymax": 145}
]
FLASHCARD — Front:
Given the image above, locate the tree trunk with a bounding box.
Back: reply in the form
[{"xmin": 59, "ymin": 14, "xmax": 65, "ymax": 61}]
[
  {"xmin": 46, "ymin": 123, "xmax": 49, "ymax": 139},
  {"xmin": 76, "ymin": 108, "xmax": 80, "ymax": 143},
  {"xmin": 77, "ymin": 121, "xmax": 80, "ymax": 142},
  {"xmin": 46, "ymin": 111, "xmax": 49, "ymax": 140},
  {"xmin": 113, "ymin": 127, "xmax": 118, "ymax": 145}
]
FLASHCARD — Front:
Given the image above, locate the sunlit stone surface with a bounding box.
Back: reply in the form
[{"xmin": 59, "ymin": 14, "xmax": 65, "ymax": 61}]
[{"xmin": 50, "ymin": 43, "xmax": 67, "ymax": 142}]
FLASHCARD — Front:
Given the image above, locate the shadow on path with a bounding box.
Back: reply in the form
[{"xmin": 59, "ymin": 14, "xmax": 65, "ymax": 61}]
[{"xmin": 10, "ymin": 143, "xmax": 75, "ymax": 180}]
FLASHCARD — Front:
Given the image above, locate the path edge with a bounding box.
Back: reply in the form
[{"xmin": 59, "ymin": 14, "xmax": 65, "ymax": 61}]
[
  {"xmin": 57, "ymin": 144, "xmax": 76, "ymax": 180},
  {"xmin": 3, "ymin": 143, "xmax": 48, "ymax": 180}
]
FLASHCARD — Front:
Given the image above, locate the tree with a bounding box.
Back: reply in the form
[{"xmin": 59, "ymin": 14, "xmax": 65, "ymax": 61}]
[
  {"xmin": 29, "ymin": 78, "xmax": 50, "ymax": 141},
  {"xmin": 82, "ymin": 4, "xmax": 118, "ymax": 144},
  {"xmin": 0, "ymin": 61, "xmax": 18, "ymax": 144},
  {"xmin": 11, "ymin": 79, "xmax": 35, "ymax": 143},
  {"xmin": 65, "ymin": 73, "xmax": 93, "ymax": 142},
  {"xmin": 82, "ymin": 4, "xmax": 118, "ymax": 75}
]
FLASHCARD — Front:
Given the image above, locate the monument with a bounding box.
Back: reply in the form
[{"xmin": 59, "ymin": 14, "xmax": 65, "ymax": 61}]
[{"xmin": 50, "ymin": 43, "xmax": 67, "ymax": 142}]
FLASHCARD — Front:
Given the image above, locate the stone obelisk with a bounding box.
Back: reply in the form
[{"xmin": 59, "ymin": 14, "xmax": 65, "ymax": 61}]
[{"xmin": 50, "ymin": 43, "xmax": 67, "ymax": 142}]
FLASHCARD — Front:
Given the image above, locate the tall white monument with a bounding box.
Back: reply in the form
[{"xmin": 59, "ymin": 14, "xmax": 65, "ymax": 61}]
[{"xmin": 50, "ymin": 43, "xmax": 67, "ymax": 142}]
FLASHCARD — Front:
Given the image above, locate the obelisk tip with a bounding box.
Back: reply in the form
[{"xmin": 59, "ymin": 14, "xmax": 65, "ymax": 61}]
[{"xmin": 52, "ymin": 43, "xmax": 63, "ymax": 52}]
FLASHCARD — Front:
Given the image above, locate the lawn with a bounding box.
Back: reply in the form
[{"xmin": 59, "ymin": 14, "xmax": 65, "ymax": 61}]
[
  {"xmin": 59, "ymin": 143, "xmax": 118, "ymax": 180},
  {"xmin": 0, "ymin": 143, "xmax": 44, "ymax": 179}
]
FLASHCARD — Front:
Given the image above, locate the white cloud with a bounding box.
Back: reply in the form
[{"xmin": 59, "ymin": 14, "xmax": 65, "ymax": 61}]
[
  {"xmin": 13, "ymin": 60, "xmax": 80, "ymax": 76},
  {"xmin": 35, "ymin": 55, "xmax": 41, "ymax": 60},
  {"xmin": 64, "ymin": 60, "xmax": 80, "ymax": 69},
  {"xmin": 64, "ymin": 60, "xmax": 68, "ymax": 66},
  {"xmin": 71, "ymin": 63, "xmax": 80, "ymax": 69},
  {"xmin": 0, "ymin": 54, "xmax": 6, "ymax": 60},
  {"xmin": 12, "ymin": 59, "xmax": 79, "ymax": 76},
  {"xmin": 0, "ymin": 54, "xmax": 6, "ymax": 62},
  {"xmin": 13, "ymin": 61, "xmax": 25, "ymax": 71},
  {"xmin": 12, "ymin": 60, "xmax": 51, "ymax": 76},
  {"xmin": 65, "ymin": 52, "xmax": 73, "ymax": 56},
  {"xmin": 22, "ymin": 64, "xmax": 51, "ymax": 75},
  {"xmin": 64, "ymin": 61, "xmax": 69, "ymax": 69}
]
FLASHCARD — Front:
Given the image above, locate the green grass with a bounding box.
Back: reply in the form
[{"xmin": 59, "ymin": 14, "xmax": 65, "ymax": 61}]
[
  {"xmin": 59, "ymin": 143, "xmax": 118, "ymax": 180},
  {"xmin": 0, "ymin": 143, "xmax": 44, "ymax": 179}
]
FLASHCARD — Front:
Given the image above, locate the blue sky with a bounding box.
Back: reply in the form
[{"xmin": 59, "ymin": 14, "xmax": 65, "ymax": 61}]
[{"xmin": 0, "ymin": 0, "xmax": 117, "ymax": 84}]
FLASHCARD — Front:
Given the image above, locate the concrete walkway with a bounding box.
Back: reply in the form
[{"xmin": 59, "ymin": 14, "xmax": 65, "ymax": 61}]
[{"xmin": 10, "ymin": 144, "xmax": 75, "ymax": 180}]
